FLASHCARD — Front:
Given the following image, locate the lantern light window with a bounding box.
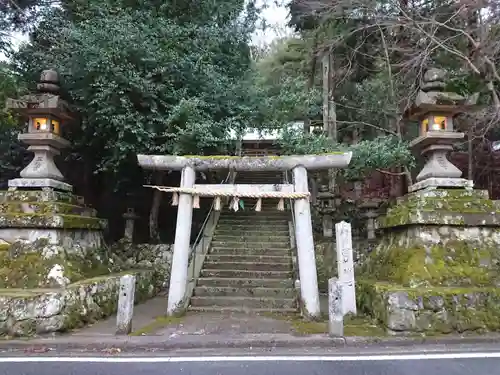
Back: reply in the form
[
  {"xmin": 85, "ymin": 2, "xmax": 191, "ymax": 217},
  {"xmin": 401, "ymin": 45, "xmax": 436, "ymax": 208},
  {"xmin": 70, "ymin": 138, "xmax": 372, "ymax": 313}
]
[
  {"xmin": 431, "ymin": 116, "xmax": 446, "ymax": 131},
  {"xmin": 31, "ymin": 116, "xmax": 61, "ymax": 135}
]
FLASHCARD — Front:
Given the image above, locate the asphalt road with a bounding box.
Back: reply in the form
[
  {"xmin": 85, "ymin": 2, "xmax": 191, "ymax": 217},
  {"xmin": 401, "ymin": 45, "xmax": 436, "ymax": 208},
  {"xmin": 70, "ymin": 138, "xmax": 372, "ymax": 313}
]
[{"xmin": 1, "ymin": 352, "xmax": 500, "ymax": 375}]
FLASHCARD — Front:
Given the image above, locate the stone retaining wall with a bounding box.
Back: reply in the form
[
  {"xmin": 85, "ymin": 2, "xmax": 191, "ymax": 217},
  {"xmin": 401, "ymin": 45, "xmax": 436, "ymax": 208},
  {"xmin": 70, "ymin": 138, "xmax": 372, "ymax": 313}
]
[
  {"xmin": 358, "ymin": 282, "xmax": 500, "ymax": 335},
  {"xmin": 0, "ymin": 269, "xmax": 161, "ymax": 336}
]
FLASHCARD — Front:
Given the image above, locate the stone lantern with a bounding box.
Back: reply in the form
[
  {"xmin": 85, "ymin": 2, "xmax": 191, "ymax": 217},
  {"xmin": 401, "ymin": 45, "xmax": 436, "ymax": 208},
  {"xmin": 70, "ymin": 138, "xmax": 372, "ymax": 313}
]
[
  {"xmin": 6, "ymin": 69, "xmax": 74, "ymax": 192},
  {"xmin": 405, "ymin": 68, "xmax": 479, "ymax": 192}
]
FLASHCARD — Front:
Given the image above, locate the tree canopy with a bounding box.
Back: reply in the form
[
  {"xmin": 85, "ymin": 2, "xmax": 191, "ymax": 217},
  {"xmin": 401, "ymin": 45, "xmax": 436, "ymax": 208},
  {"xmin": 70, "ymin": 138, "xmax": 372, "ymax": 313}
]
[
  {"xmin": 11, "ymin": 0, "xmax": 259, "ymax": 188},
  {"xmin": 4, "ymin": 0, "xmax": 494, "ymax": 238}
]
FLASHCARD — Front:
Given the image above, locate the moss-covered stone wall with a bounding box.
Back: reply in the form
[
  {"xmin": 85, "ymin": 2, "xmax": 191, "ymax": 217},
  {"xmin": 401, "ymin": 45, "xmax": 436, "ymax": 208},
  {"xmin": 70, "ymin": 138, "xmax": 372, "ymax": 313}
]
[
  {"xmin": 315, "ymin": 237, "xmax": 376, "ymax": 293},
  {"xmin": 0, "ymin": 189, "xmax": 106, "ymax": 252},
  {"xmin": 0, "ymin": 239, "xmax": 119, "ymax": 289},
  {"xmin": 362, "ymin": 239, "xmax": 500, "ymax": 288},
  {"xmin": 0, "ymin": 270, "xmax": 162, "ymax": 336},
  {"xmin": 0, "ymin": 238, "xmax": 172, "ymax": 337},
  {"xmin": 357, "ymin": 282, "xmax": 500, "ymax": 335},
  {"xmin": 358, "ymin": 188, "xmax": 500, "ymax": 334},
  {"xmin": 378, "ymin": 188, "xmax": 500, "ymax": 228}
]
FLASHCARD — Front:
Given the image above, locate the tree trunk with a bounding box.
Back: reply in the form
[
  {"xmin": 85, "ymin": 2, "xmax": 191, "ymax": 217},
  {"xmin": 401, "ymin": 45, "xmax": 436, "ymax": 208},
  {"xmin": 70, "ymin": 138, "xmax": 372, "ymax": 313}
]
[
  {"xmin": 304, "ymin": 32, "xmax": 319, "ymax": 134},
  {"xmin": 322, "ymin": 52, "xmax": 338, "ymax": 195},
  {"xmin": 322, "ymin": 52, "xmax": 337, "ymax": 140},
  {"xmin": 468, "ymin": 130, "xmax": 474, "ymax": 181},
  {"xmin": 149, "ymin": 172, "xmax": 164, "ymax": 243}
]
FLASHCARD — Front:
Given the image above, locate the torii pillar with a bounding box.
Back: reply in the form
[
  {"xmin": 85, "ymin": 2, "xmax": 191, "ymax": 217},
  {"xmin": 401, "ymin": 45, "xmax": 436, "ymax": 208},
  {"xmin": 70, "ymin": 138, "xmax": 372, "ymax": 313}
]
[{"xmin": 137, "ymin": 153, "xmax": 353, "ymax": 318}]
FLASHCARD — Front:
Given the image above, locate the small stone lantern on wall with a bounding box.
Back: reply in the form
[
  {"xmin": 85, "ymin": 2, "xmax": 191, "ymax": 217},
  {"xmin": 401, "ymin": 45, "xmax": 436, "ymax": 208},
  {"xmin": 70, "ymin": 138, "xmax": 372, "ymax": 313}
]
[
  {"xmin": 405, "ymin": 68, "xmax": 479, "ymax": 192},
  {"xmin": 6, "ymin": 69, "xmax": 74, "ymax": 191}
]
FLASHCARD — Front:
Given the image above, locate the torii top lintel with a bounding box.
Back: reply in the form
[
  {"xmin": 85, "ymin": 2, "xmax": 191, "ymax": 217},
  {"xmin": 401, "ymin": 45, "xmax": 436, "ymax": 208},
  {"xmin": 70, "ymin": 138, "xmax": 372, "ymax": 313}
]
[{"xmin": 137, "ymin": 153, "xmax": 353, "ymax": 172}]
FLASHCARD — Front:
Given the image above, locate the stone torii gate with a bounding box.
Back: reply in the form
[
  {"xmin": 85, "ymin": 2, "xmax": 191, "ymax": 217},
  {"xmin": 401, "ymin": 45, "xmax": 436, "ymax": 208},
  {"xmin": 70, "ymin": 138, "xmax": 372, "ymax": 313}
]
[{"xmin": 137, "ymin": 153, "xmax": 353, "ymax": 318}]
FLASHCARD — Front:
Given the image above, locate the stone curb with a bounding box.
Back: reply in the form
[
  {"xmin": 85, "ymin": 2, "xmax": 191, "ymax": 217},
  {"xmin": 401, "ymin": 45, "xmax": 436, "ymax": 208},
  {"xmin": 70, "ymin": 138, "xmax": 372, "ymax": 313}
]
[{"xmin": 0, "ymin": 333, "xmax": 500, "ymax": 352}]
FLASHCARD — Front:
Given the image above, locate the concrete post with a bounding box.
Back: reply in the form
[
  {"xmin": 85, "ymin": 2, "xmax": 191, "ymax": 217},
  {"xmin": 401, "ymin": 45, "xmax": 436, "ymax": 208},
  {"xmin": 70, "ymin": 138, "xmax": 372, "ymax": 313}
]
[
  {"xmin": 328, "ymin": 277, "xmax": 343, "ymax": 337},
  {"xmin": 335, "ymin": 221, "xmax": 357, "ymax": 315},
  {"xmin": 116, "ymin": 274, "xmax": 136, "ymax": 335},
  {"xmin": 292, "ymin": 165, "xmax": 321, "ymax": 319},
  {"xmin": 167, "ymin": 165, "xmax": 196, "ymax": 315}
]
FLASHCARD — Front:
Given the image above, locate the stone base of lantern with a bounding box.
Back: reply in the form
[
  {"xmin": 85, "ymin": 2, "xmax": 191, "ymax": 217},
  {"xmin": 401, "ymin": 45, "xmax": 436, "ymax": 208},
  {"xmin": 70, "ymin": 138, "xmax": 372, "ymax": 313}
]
[
  {"xmin": 0, "ymin": 189, "xmax": 106, "ymax": 253},
  {"xmin": 8, "ymin": 178, "xmax": 73, "ymax": 192},
  {"xmin": 358, "ymin": 188, "xmax": 500, "ymax": 335},
  {"xmin": 408, "ymin": 177, "xmax": 474, "ymax": 193}
]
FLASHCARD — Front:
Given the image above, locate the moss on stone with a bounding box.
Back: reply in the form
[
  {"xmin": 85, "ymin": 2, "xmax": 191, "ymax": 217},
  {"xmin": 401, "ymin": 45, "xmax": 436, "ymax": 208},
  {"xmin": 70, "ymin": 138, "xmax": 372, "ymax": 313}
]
[
  {"xmin": 360, "ymin": 188, "xmax": 500, "ymax": 334},
  {"xmin": 180, "ymin": 152, "xmax": 345, "ymax": 160},
  {"xmin": 0, "ymin": 190, "xmax": 77, "ymax": 204},
  {"xmin": 0, "ymin": 289, "xmax": 51, "ymax": 297},
  {"xmin": 265, "ymin": 312, "xmax": 385, "ymax": 336},
  {"xmin": 315, "ymin": 241, "xmax": 337, "ymax": 293},
  {"xmin": 0, "ymin": 242, "xmax": 115, "ymax": 289},
  {"xmin": 129, "ymin": 315, "xmax": 185, "ymax": 336},
  {"xmin": 357, "ymin": 281, "xmax": 500, "ymax": 334},
  {"xmin": 62, "ymin": 303, "xmax": 85, "ymax": 331},
  {"xmin": 361, "ymin": 241, "xmax": 499, "ymax": 288},
  {"xmin": 0, "ymin": 202, "xmax": 95, "ymax": 217},
  {"xmin": 69, "ymin": 270, "xmax": 150, "ymax": 286},
  {"xmin": 379, "ymin": 189, "xmax": 500, "ymax": 228},
  {"xmin": 0, "ymin": 213, "xmax": 104, "ymax": 229}
]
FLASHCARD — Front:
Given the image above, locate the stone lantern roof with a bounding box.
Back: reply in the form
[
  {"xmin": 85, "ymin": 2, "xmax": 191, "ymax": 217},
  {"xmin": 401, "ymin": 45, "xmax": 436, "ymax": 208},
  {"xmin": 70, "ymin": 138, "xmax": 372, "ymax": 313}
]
[
  {"xmin": 405, "ymin": 68, "xmax": 480, "ymax": 120},
  {"xmin": 5, "ymin": 69, "xmax": 74, "ymax": 121}
]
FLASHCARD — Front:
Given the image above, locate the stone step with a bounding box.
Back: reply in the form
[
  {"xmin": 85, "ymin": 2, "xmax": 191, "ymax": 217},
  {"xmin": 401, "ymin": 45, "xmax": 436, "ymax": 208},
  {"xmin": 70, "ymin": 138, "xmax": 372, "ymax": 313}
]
[
  {"xmin": 220, "ymin": 209, "xmax": 288, "ymax": 214},
  {"xmin": 190, "ymin": 296, "xmax": 297, "ymax": 309},
  {"xmin": 220, "ymin": 211, "xmax": 290, "ymax": 217},
  {"xmin": 234, "ymin": 178, "xmax": 283, "ymax": 182},
  {"xmin": 203, "ymin": 261, "xmax": 292, "ymax": 272},
  {"xmin": 235, "ymin": 177, "xmax": 282, "ymax": 180},
  {"xmin": 200, "ymin": 269, "xmax": 294, "ymax": 279},
  {"xmin": 188, "ymin": 306, "xmax": 298, "ymax": 313},
  {"xmin": 209, "ymin": 247, "xmax": 292, "ymax": 256},
  {"xmin": 217, "ymin": 220, "xmax": 289, "ymax": 226},
  {"xmin": 212, "ymin": 234, "xmax": 290, "ymax": 243},
  {"xmin": 217, "ymin": 219, "xmax": 290, "ymax": 225},
  {"xmin": 219, "ymin": 213, "xmax": 289, "ymax": 218},
  {"xmin": 194, "ymin": 286, "xmax": 296, "ymax": 298},
  {"xmin": 215, "ymin": 224, "xmax": 290, "ymax": 231},
  {"xmin": 196, "ymin": 277, "xmax": 295, "ymax": 288},
  {"xmin": 218, "ymin": 219, "xmax": 289, "ymax": 226},
  {"xmin": 205, "ymin": 254, "xmax": 292, "ymax": 263},
  {"xmin": 214, "ymin": 229, "xmax": 290, "ymax": 236},
  {"xmin": 211, "ymin": 241, "xmax": 289, "ymax": 249}
]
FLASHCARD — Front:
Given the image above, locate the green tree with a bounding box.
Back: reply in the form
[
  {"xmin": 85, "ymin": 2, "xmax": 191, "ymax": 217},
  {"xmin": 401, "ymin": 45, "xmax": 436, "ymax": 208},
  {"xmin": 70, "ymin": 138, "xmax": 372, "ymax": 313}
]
[
  {"xmin": 14, "ymin": 1, "xmax": 258, "ymax": 180},
  {"xmin": 8, "ymin": 0, "xmax": 260, "ymax": 241},
  {"xmin": 0, "ymin": 62, "xmax": 25, "ymax": 185}
]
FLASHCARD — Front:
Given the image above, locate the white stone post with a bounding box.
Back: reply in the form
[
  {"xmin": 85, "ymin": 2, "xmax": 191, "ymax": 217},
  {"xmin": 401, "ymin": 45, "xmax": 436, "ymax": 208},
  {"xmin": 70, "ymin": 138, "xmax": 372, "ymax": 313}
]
[
  {"xmin": 167, "ymin": 165, "xmax": 196, "ymax": 315},
  {"xmin": 328, "ymin": 277, "xmax": 343, "ymax": 336},
  {"xmin": 116, "ymin": 274, "xmax": 136, "ymax": 335},
  {"xmin": 292, "ymin": 165, "xmax": 321, "ymax": 319},
  {"xmin": 335, "ymin": 221, "xmax": 357, "ymax": 315}
]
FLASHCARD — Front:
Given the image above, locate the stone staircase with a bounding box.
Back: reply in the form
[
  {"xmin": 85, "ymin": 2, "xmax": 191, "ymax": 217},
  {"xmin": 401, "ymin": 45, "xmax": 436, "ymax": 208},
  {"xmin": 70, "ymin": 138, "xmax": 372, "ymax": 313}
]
[{"xmin": 189, "ymin": 171, "xmax": 298, "ymax": 313}]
